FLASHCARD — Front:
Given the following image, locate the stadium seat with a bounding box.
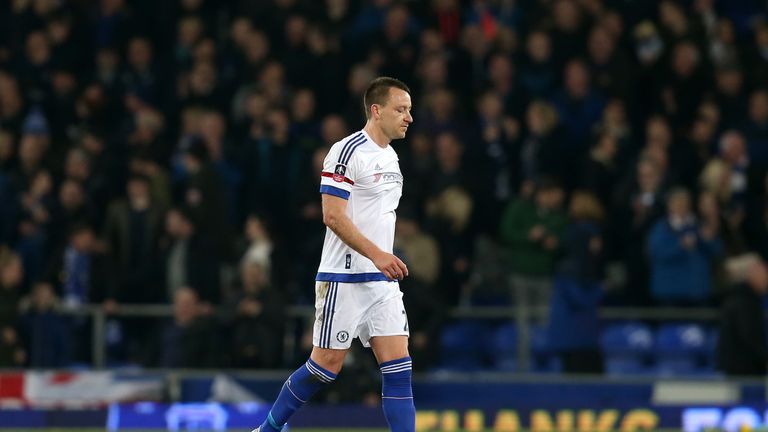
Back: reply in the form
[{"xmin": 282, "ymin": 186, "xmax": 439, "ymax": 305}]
[
  {"xmin": 654, "ymin": 323, "xmax": 708, "ymax": 355},
  {"xmin": 653, "ymin": 323, "xmax": 714, "ymax": 375},
  {"xmin": 600, "ymin": 322, "xmax": 654, "ymax": 376},
  {"xmin": 490, "ymin": 323, "xmax": 517, "ymax": 371},
  {"xmin": 530, "ymin": 325, "xmax": 561, "ymax": 373},
  {"xmin": 438, "ymin": 321, "xmax": 491, "ymax": 371}
]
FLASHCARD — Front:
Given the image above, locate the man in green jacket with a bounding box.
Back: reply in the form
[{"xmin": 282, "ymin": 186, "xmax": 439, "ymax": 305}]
[{"xmin": 499, "ymin": 178, "xmax": 568, "ymax": 320}]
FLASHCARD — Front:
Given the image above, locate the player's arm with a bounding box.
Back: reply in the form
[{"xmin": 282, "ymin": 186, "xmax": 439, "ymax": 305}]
[{"xmin": 322, "ymin": 193, "xmax": 408, "ymax": 281}]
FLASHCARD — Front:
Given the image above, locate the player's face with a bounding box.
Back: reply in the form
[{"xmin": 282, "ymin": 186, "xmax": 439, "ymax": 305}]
[{"xmin": 378, "ymin": 88, "xmax": 413, "ymax": 140}]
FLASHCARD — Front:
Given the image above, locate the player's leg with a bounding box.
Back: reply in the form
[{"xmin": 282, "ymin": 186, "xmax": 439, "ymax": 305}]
[
  {"xmin": 256, "ymin": 281, "xmax": 354, "ymax": 432},
  {"xmin": 255, "ymin": 347, "xmax": 346, "ymax": 432},
  {"xmin": 370, "ymin": 335, "xmax": 414, "ymax": 432},
  {"xmin": 364, "ymin": 287, "xmax": 414, "ymax": 432}
]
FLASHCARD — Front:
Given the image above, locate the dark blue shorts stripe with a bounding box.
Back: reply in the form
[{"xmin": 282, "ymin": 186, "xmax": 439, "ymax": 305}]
[
  {"xmin": 320, "ymin": 282, "xmax": 333, "ymax": 348},
  {"xmin": 325, "ymin": 283, "xmax": 338, "ymax": 347},
  {"xmin": 326, "ymin": 283, "xmax": 338, "ymax": 347}
]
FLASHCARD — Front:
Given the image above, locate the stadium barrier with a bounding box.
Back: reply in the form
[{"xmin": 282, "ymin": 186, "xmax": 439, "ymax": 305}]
[{"xmin": 51, "ymin": 303, "xmax": 721, "ymax": 369}]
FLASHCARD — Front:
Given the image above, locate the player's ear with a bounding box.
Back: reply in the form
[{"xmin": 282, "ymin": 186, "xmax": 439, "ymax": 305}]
[{"xmin": 372, "ymin": 104, "xmax": 380, "ymax": 120}]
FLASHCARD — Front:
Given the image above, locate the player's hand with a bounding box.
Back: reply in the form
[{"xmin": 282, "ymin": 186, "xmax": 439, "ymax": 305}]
[{"xmin": 372, "ymin": 251, "xmax": 409, "ymax": 281}]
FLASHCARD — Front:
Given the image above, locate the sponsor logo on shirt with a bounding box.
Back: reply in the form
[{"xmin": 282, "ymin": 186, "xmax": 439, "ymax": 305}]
[{"xmin": 373, "ymin": 172, "xmax": 403, "ymax": 183}]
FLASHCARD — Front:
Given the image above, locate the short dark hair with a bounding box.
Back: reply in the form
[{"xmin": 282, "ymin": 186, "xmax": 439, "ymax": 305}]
[{"xmin": 363, "ymin": 77, "xmax": 410, "ymax": 119}]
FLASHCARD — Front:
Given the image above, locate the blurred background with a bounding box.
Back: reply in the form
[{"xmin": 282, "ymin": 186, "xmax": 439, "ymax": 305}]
[{"xmin": 2, "ymin": 0, "xmax": 768, "ymax": 430}]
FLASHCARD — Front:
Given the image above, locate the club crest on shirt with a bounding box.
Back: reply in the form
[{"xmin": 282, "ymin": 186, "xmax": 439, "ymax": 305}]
[{"xmin": 333, "ymin": 164, "xmax": 346, "ymax": 182}]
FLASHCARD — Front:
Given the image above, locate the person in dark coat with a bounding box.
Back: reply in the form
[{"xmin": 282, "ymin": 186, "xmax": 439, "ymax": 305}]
[
  {"xmin": 159, "ymin": 207, "xmax": 221, "ymax": 305},
  {"xmin": 102, "ymin": 173, "xmax": 165, "ymax": 304},
  {"xmin": 547, "ymin": 191, "xmax": 605, "ymax": 373},
  {"xmin": 19, "ymin": 283, "xmax": 71, "ymax": 368},
  {"xmin": 717, "ymin": 256, "xmax": 768, "ymax": 376},
  {"xmin": 157, "ymin": 287, "xmax": 218, "ymax": 368},
  {"xmin": 224, "ymin": 261, "xmax": 285, "ymax": 368}
]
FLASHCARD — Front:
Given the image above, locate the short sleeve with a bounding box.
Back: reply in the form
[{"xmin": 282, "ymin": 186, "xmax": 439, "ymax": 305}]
[{"xmin": 319, "ymin": 133, "xmax": 365, "ymax": 200}]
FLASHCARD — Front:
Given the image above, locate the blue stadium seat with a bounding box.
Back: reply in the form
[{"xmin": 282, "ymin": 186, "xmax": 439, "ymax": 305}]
[
  {"xmin": 490, "ymin": 323, "xmax": 517, "ymax": 371},
  {"xmin": 438, "ymin": 321, "xmax": 490, "ymax": 371},
  {"xmin": 530, "ymin": 325, "xmax": 561, "ymax": 373},
  {"xmin": 654, "ymin": 323, "xmax": 708, "ymax": 355},
  {"xmin": 601, "ymin": 322, "xmax": 654, "ymax": 353},
  {"xmin": 653, "ymin": 323, "xmax": 714, "ymax": 376},
  {"xmin": 600, "ymin": 322, "xmax": 654, "ymax": 376}
]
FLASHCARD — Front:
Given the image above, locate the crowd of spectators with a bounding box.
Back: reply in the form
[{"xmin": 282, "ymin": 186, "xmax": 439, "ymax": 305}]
[{"xmin": 1, "ymin": 0, "xmax": 768, "ymax": 373}]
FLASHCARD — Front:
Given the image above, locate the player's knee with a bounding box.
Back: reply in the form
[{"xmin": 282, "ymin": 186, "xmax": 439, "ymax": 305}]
[{"xmin": 309, "ymin": 349, "xmax": 346, "ymax": 374}]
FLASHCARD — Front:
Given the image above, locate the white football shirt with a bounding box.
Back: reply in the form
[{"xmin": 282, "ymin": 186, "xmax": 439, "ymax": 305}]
[{"xmin": 317, "ymin": 130, "xmax": 403, "ymax": 282}]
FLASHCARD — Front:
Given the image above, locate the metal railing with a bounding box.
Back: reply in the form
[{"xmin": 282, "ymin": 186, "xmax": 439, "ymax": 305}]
[{"xmin": 53, "ymin": 303, "xmax": 723, "ymax": 369}]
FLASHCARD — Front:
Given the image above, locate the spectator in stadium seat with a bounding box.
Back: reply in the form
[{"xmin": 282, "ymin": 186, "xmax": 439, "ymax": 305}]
[
  {"xmin": 586, "ymin": 25, "xmax": 633, "ymax": 101},
  {"xmin": 130, "ymin": 153, "xmax": 172, "ymax": 211},
  {"xmin": 612, "ymin": 155, "xmax": 667, "ymax": 305},
  {"xmin": 398, "ymin": 131, "xmax": 434, "ymax": 214},
  {"xmin": 0, "ymin": 248, "xmax": 25, "ymax": 367},
  {"xmin": 48, "ymin": 179, "xmax": 96, "ymax": 252},
  {"xmin": 242, "ymin": 108, "xmax": 304, "ymax": 237},
  {"xmin": 550, "ymin": 59, "xmax": 606, "ymax": 157},
  {"xmin": 547, "ymin": 191, "xmax": 605, "ymax": 374},
  {"xmin": 679, "ymin": 115, "xmax": 719, "ymax": 191},
  {"xmin": 471, "ymin": 90, "xmax": 518, "ymax": 231},
  {"xmin": 415, "ymin": 88, "xmax": 463, "ymax": 138},
  {"xmin": 550, "ymin": 0, "xmax": 588, "ymax": 66},
  {"xmin": 747, "ymin": 23, "xmax": 768, "ymax": 89},
  {"xmin": 499, "ymin": 177, "xmax": 567, "ymax": 317},
  {"xmin": 225, "ymin": 261, "xmax": 285, "ymax": 368},
  {"xmin": 717, "ymin": 255, "xmax": 768, "ymax": 376},
  {"xmin": 745, "ymin": 172, "xmax": 768, "ymax": 259},
  {"xmin": 648, "ymin": 187, "xmax": 723, "ymax": 305},
  {"xmin": 103, "ymin": 173, "xmax": 165, "ymax": 304},
  {"xmin": 0, "ymin": 247, "xmax": 22, "ymax": 325},
  {"xmin": 126, "ymin": 108, "xmax": 170, "ymax": 166},
  {"xmin": 177, "ymin": 134, "xmax": 233, "ymax": 260},
  {"xmin": 519, "ymin": 30, "xmax": 557, "ymax": 99},
  {"xmin": 46, "ymin": 223, "xmax": 108, "ymax": 307},
  {"xmin": 157, "ymin": 287, "xmax": 218, "ymax": 368},
  {"xmin": 425, "ymin": 132, "xmax": 475, "ymax": 305},
  {"xmin": 11, "ymin": 110, "xmax": 50, "ymax": 192},
  {"xmin": 518, "ymin": 100, "xmax": 566, "ymax": 189},
  {"xmin": 43, "ymin": 223, "xmax": 107, "ymax": 364},
  {"xmin": 0, "ymin": 72, "xmax": 25, "ymax": 132},
  {"xmin": 581, "ymin": 132, "xmax": 620, "ymax": 210},
  {"xmin": 240, "ymin": 214, "xmax": 274, "ymax": 283},
  {"xmin": 19, "ymin": 283, "xmax": 70, "ymax": 368},
  {"xmin": 591, "ymin": 98, "xmax": 636, "ymax": 176},
  {"xmin": 160, "ymin": 207, "xmax": 220, "ymax": 305},
  {"xmin": 15, "ymin": 169, "xmax": 53, "ymax": 284},
  {"xmin": 197, "ymin": 110, "xmax": 242, "ymax": 225},
  {"xmin": 714, "ymin": 65, "xmax": 747, "ymax": 130},
  {"xmin": 121, "ymin": 37, "xmax": 163, "ymax": 108},
  {"xmin": 741, "ymin": 89, "xmax": 768, "ymax": 166},
  {"xmin": 661, "ymin": 41, "xmax": 709, "ymax": 127},
  {"xmin": 395, "ymin": 211, "xmax": 443, "ymax": 370}
]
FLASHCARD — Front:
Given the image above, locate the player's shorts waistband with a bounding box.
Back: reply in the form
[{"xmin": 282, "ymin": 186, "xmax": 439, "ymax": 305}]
[{"xmin": 315, "ymin": 272, "xmax": 392, "ymax": 283}]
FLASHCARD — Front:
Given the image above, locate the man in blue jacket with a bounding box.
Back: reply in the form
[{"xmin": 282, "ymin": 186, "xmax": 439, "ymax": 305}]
[{"xmin": 648, "ymin": 188, "xmax": 723, "ymax": 304}]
